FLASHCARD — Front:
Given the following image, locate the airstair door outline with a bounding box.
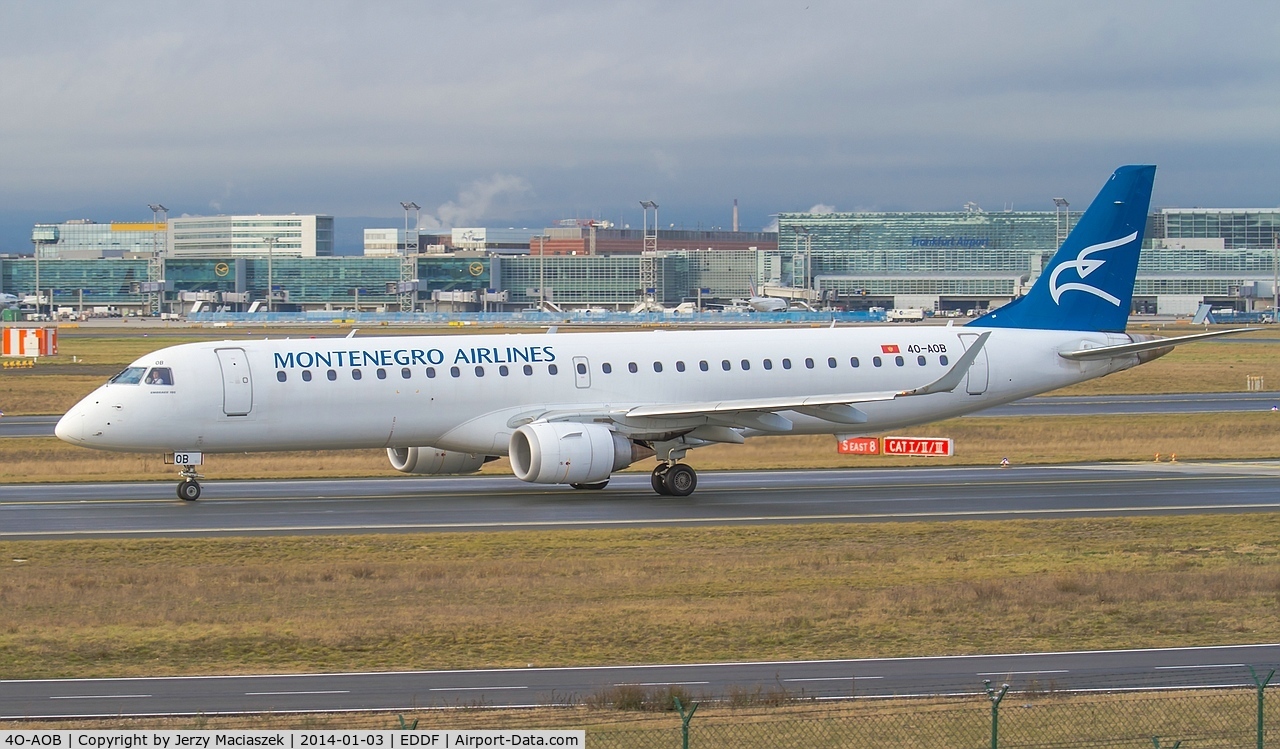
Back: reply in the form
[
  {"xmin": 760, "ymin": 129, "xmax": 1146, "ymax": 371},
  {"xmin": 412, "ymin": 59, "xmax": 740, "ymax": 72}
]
[
  {"xmin": 572, "ymin": 356, "xmax": 592, "ymax": 389},
  {"xmin": 215, "ymin": 348, "xmax": 254, "ymax": 416},
  {"xmin": 957, "ymin": 333, "xmax": 989, "ymax": 395}
]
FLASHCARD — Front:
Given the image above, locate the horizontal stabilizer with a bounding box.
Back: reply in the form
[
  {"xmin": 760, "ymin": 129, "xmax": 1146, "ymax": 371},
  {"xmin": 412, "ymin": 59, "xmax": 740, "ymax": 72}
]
[{"xmin": 1058, "ymin": 328, "xmax": 1258, "ymax": 361}]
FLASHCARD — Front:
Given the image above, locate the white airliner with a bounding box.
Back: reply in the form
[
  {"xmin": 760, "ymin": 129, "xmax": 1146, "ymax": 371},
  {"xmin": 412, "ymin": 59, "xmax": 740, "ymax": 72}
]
[
  {"xmin": 0, "ymin": 293, "xmax": 18, "ymax": 308},
  {"xmin": 56, "ymin": 166, "xmax": 1246, "ymax": 500},
  {"xmin": 738, "ymin": 281, "xmax": 788, "ymax": 312}
]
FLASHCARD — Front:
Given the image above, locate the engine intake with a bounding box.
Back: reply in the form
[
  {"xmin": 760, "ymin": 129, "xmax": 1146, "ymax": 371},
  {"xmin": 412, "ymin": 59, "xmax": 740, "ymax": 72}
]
[
  {"xmin": 387, "ymin": 446, "xmax": 491, "ymax": 475},
  {"xmin": 509, "ymin": 422, "xmax": 652, "ymax": 485}
]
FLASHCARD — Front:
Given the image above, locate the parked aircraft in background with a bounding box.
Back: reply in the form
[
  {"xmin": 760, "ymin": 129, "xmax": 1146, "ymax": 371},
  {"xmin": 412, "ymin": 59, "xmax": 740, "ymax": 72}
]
[
  {"xmin": 56, "ymin": 166, "xmax": 1248, "ymax": 500},
  {"xmin": 0, "ymin": 293, "xmax": 18, "ymax": 308},
  {"xmin": 736, "ymin": 282, "xmax": 788, "ymax": 312}
]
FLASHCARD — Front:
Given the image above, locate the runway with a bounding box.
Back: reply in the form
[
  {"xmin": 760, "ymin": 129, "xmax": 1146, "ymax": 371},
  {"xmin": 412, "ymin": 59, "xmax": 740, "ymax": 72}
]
[
  {"xmin": 3, "ymin": 461, "xmax": 1280, "ymax": 540},
  {"xmin": 4, "ymin": 644, "xmax": 1279, "ymax": 718}
]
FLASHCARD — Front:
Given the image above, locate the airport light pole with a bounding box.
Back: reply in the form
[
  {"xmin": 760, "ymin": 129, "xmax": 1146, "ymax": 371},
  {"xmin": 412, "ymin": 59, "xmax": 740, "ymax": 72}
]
[
  {"xmin": 31, "ymin": 237, "xmax": 40, "ymax": 319},
  {"xmin": 538, "ymin": 234, "xmax": 546, "ymax": 310},
  {"xmin": 400, "ymin": 202, "xmax": 420, "ymax": 255},
  {"xmin": 1272, "ymin": 233, "xmax": 1277, "ymax": 323},
  {"xmin": 263, "ymin": 235, "xmax": 278, "ymax": 313}
]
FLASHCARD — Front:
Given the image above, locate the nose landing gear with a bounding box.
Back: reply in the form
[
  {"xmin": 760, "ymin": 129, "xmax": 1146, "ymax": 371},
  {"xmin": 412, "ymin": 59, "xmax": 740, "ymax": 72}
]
[
  {"xmin": 650, "ymin": 462, "xmax": 697, "ymax": 497},
  {"xmin": 177, "ymin": 466, "xmax": 203, "ymax": 501}
]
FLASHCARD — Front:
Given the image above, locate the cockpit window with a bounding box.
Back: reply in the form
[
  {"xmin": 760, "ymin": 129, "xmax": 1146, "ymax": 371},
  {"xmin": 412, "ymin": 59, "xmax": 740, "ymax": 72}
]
[
  {"xmin": 109, "ymin": 367, "xmax": 147, "ymax": 385},
  {"xmin": 145, "ymin": 367, "xmax": 174, "ymax": 386}
]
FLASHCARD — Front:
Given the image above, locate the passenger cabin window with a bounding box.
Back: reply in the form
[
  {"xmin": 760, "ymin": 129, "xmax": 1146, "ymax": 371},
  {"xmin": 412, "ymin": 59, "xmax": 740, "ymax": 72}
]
[
  {"xmin": 917, "ymin": 355, "xmax": 927, "ymax": 366},
  {"xmin": 763, "ymin": 359, "xmax": 772, "ymax": 370},
  {"xmin": 940, "ymin": 355, "xmax": 949, "ymax": 366},
  {"xmin": 327, "ymin": 369, "xmax": 338, "ymax": 381},
  {"xmin": 805, "ymin": 358, "xmax": 814, "ymax": 369},
  {"xmin": 377, "ymin": 368, "xmax": 387, "ymax": 380},
  {"xmin": 628, "ymin": 362, "xmax": 638, "ymax": 373},
  {"xmin": 699, "ymin": 361, "xmax": 709, "ymax": 372},
  {"xmin": 450, "ymin": 366, "xmax": 461, "ymax": 378},
  {"xmin": 276, "ymin": 371, "xmax": 287, "ymax": 383},
  {"xmin": 109, "ymin": 367, "xmax": 147, "ymax": 385},
  {"xmin": 426, "ymin": 367, "xmax": 437, "ymax": 378},
  {"xmin": 873, "ymin": 357, "xmax": 882, "ymax": 368},
  {"xmin": 850, "ymin": 357, "xmax": 860, "ymax": 368},
  {"xmin": 721, "ymin": 360, "xmax": 731, "ymax": 371},
  {"xmin": 401, "ymin": 367, "xmax": 411, "ymax": 379},
  {"xmin": 895, "ymin": 355, "xmax": 905, "ymax": 367},
  {"xmin": 523, "ymin": 364, "xmax": 533, "ymax": 376},
  {"xmin": 654, "ymin": 362, "xmax": 663, "ymax": 373},
  {"xmin": 602, "ymin": 363, "xmax": 612, "ymax": 374},
  {"xmin": 500, "ymin": 365, "xmax": 509, "ymax": 376},
  {"xmin": 740, "ymin": 359, "xmax": 750, "ymax": 370},
  {"xmin": 145, "ymin": 367, "xmax": 174, "ymax": 386},
  {"xmin": 474, "ymin": 366, "xmax": 485, "ymax": 377},
  {"xmin": 782, "ymin": 359, "xmax": 792, "ymax": 370},
  {"xmin": 548, "ymin": 364, "xmax": 559, "ymax": 375},
  {"xmin": 576, "ymin": 362, "xmax": 587, "ymax": 375},
  {"xmin": 676, "ymin": 361, "xmax": 686, "ymax": 372},
  {"xmin": 352, "ymin": 369, "xmax": 363, "ymax": 380},
  {"xmin": 827, "ymin": 357, "xmax": 837, "ymax": 369},
  {"xmin": 302, "ymin": 370, "xmax": 313, "ymax": 382}
]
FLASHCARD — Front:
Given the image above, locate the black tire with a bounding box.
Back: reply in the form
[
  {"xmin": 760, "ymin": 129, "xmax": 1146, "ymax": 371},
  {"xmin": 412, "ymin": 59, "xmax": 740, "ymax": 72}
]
[
  {"xmin": 570, "ymin": 480, "xmax": 609, "ymax": 490},
  {"xmin": 663, "ymin": 464, "xmax": 697, "ymax": 497},
  {"xmin": 178, "ymin": 480, "xmax": 201, "ymax": 501},
  {"xmin": 651, "ymin": 465, "xmax": 672, "ymax": 495}
]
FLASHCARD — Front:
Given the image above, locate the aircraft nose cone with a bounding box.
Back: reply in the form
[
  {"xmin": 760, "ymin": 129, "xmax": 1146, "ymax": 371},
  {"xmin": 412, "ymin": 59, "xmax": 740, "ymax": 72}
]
[{"xmin": 55, "ymin": 409, "xmax": 83, "ymax": 443}]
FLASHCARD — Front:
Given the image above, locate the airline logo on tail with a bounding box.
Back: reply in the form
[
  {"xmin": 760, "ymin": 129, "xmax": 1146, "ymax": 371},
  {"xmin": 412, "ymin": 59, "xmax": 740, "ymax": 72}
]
[{"xmin": 1047, "ymin": 231, "xmax": 1138, "ymax": 307}]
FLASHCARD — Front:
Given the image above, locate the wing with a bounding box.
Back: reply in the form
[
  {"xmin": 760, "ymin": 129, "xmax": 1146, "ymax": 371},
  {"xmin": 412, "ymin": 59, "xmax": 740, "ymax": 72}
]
[{"xmin": 508, "ymin": 332, "xmax": 991, "ymax": 438}]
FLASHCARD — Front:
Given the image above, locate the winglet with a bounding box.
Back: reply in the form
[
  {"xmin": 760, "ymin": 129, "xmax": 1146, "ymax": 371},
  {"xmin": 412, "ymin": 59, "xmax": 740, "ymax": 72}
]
[{"xmin": 899, "ymin": 331, "xmax": 990, "ymax": 396}]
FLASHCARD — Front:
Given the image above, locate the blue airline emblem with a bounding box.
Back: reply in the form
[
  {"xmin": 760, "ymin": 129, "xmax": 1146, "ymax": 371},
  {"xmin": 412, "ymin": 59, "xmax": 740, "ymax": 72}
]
[{"xmin": 1047, "ymin": 231, "xmax": 1137, "ymax": 308}]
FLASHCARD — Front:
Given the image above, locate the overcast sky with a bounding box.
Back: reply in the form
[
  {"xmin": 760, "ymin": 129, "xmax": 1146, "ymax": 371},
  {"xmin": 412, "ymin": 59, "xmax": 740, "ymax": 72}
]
[{"xmin": 1, "ymin": 1, "xmax": 1278, "ymax": 250}]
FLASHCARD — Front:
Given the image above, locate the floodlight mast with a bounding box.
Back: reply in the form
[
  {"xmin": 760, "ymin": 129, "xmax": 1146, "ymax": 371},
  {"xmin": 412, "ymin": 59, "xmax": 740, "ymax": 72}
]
[
  {"xmin": 400, "ymin": 202, "xmax": 420, "ymax": 255},
  {"xmin": 262, "ymin": 235, "xmax": 277, "ymax": 313},
  {"xmin": 147, "ymin": 204, "xmax": 168, "ymax": 316}
]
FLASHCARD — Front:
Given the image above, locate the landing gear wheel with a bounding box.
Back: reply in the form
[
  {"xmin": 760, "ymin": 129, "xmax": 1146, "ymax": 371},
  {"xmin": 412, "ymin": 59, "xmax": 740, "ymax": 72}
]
[
  {"xmin": 177, "ymin": 479, "xmax": 201, "ymax": 501},
  {"xmin": 651, "ymin": 464, "xmax": 672, "ymax": 496},
  {"xmin": 571, "ymin": 480, "xmax": 609, "ymax": 490},
  {"xmin": 662, "ymin": 463, "xmax": 697, "ymax": 497}
]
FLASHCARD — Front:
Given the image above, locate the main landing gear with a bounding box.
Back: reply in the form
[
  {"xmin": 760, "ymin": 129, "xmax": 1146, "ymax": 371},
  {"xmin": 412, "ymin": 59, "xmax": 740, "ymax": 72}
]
[
  {"xmin": 177, "ymin": 466, "xmax": 203, "ymax": 501},
  {"xmin": 651, "ymin": 462, "xmax": 697, "ymax": 497}
]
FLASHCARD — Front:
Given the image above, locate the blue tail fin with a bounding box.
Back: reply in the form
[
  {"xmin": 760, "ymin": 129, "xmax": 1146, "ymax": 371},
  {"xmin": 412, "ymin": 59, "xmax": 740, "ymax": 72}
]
[{"xmin": 969, "ymin": 165, "xmax": 1155, "ymax": 333}]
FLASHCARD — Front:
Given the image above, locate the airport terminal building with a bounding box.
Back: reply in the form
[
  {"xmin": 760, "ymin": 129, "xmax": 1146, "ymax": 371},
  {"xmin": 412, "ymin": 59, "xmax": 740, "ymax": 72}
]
[{"xmin": 4, "ymin": 207, "xmax": 1276, "ymax": 317}]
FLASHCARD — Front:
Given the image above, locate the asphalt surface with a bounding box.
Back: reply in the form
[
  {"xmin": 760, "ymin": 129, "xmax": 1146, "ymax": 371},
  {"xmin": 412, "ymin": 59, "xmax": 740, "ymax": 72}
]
[
  {"xmin": 3, "ymin": 392, "xmax": 1277, "ymax": 440},
  {"xmin": 0, "ymin": 414, "xmax": 59, "ymax": 438},
  {"xmin": 4, "ymin": 644, "xmax": 1279, "ymax": 718},
  {"xmin": 3, "ymin": 461, "xmax": 1280, "ymax": 540}
]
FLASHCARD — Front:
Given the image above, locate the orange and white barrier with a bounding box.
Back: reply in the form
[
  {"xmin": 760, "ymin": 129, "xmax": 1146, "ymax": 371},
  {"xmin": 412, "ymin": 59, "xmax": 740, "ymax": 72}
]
[{"xmin": 1, "ymin": 327, "xmax": 58, "ymax": 357}]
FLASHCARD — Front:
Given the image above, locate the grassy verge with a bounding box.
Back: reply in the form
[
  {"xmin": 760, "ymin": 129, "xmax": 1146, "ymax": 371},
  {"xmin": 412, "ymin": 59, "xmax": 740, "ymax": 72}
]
[
  {"xmin": 2, "ymin": 412, "xmax": 1277, "ymax": 483},
  {"xmin": 3, "ymin": 514, "xmax": 1280, "ymax": 679}
]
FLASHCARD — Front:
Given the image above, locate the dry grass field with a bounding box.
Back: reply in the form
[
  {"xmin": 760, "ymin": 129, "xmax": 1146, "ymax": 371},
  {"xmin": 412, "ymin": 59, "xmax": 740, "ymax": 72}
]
[{"xmin": 2, "ymin": 515, "xmax": 1280, "ymax": 680}]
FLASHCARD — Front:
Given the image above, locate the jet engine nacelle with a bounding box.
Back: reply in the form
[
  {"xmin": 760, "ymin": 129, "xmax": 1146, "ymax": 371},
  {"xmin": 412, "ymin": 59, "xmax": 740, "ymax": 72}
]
[
  {"xmin": 387, "ymin": 446, "xmax": 489, "ymax": 475},
  {"xmin": 509, "ymin": 421, "xmax": 652, "ymax": 485}
]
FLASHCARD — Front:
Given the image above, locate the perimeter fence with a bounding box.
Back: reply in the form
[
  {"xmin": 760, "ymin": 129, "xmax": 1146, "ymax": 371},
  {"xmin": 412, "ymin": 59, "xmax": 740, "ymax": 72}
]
[{"xmin": 15, "ymin": 672, "xmax": 1280, "ymax": 749}]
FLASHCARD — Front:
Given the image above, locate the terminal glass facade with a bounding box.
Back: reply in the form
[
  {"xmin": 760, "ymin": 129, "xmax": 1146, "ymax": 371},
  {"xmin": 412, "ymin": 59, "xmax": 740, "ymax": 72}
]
[
  {"xmin": 497, "ymin": 255, "xmax": 688, "ymax": 306},
  {"xmin": 31, "ymin": 222, "xmax": 166, "ymax": 259}
]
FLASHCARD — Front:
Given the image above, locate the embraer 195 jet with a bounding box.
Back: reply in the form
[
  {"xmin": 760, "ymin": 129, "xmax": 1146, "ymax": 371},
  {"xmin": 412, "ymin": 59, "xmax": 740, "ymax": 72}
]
[{"xmin": 56, "ymin": 166, "xmax": 1246, "ymax": 500}]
